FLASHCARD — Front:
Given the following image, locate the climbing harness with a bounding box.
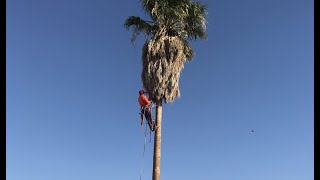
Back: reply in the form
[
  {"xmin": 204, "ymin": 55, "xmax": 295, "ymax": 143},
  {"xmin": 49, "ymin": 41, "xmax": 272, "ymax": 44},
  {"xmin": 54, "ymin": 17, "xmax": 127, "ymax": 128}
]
[{"xmin": 140, "ymin": 103, "xmax": 156, "ymax": 133}]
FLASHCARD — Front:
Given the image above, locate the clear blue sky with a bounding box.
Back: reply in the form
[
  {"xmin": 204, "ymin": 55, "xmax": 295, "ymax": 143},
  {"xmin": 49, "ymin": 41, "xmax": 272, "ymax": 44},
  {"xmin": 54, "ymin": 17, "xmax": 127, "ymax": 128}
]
[{"xmin": 6, "ymin": 0, "xmax": 314, "ymax": 180}]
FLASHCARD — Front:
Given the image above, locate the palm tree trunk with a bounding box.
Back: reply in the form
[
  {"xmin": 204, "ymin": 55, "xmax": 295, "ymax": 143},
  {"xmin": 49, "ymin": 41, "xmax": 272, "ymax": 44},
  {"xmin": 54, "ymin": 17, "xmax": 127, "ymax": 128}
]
[{"xmin": 152, "ymin": 100, "xmax": 162, "ymax": 180}]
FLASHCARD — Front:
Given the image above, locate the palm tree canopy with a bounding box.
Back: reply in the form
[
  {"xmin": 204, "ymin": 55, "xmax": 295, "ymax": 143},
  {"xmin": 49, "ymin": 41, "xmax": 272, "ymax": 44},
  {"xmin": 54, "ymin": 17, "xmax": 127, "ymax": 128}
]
[
  {"xmin": 124, "ymin": 0, "xmax": 207, "ymax": 43},
  {"xmin": 125, "ymin": 0, "xmax": 208, "ymax": 103}
]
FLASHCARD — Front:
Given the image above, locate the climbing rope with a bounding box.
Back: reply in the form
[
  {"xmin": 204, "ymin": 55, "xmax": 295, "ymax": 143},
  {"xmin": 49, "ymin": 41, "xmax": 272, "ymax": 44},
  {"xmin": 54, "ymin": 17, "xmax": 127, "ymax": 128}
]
[
  {"xmin": 139, "ymin": 102, "xmax": 156, "ymax": 180},
  {"xmin": 140, "ymin": 118, "xmax": 153, "ymax": 180}
]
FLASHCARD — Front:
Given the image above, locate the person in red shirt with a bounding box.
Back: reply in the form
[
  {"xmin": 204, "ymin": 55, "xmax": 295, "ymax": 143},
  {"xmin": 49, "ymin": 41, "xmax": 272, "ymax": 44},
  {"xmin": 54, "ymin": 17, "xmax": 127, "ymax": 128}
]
[
  {"xmin": 138, "ymin": 90, "xmax": 152, "ymax": 108},
  {"xmin": 138, "ymin": 90, "xmax": 154, "ymax": 131}
]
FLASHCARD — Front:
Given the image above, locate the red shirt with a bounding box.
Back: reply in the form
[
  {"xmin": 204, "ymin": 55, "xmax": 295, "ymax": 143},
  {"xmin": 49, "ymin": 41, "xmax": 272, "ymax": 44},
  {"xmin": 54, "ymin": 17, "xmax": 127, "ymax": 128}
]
[{"xmin": 138, "ymin": 95, "xmax": 152, "ymax": 108}]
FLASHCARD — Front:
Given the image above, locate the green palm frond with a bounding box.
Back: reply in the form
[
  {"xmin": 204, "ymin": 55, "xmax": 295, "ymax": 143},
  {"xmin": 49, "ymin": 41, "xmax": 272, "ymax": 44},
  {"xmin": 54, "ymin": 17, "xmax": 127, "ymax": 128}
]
[
  {"xmin": 126, "ymin": 0, "xmax": 207, "ymax": 44},
  {"xmin": 124, "ymin": 16, "xmax": 156, "ymax": 43},
  {"xmin": 140, "ymin": 0, "xmax": 207, "ymax": 40},
  {"xmin": 183, "ymin": 1, "xmax": 207, "ymax": 40}
]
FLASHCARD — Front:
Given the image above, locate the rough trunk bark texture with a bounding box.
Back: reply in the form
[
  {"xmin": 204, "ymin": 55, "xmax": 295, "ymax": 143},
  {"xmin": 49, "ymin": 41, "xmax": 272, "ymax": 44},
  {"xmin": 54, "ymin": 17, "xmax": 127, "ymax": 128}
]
[{"xmin": 152, "ymin": 100, "xmax": 162, "ymax": 180}]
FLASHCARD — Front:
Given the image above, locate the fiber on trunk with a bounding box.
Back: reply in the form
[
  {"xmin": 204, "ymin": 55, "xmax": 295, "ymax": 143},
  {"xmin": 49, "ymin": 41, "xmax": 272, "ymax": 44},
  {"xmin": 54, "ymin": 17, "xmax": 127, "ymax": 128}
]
[{"xmin": 142, "ymin": 33, "xmax": 187, "ymax": 103}]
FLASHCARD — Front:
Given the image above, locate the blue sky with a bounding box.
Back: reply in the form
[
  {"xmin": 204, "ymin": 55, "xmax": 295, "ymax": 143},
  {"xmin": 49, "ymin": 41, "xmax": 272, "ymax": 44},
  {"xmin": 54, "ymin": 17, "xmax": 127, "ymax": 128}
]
[{"xmin": 6, "ymin": 0, "xmax": 313, "ymax": 180}]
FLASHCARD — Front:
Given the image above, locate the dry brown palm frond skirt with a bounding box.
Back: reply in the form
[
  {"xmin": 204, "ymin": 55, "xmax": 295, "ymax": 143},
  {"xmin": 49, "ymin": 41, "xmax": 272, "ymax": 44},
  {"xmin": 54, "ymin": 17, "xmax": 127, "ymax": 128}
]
[{"xmin": 142, "ymin": 35, "xmax": 187, "ymax": 103}]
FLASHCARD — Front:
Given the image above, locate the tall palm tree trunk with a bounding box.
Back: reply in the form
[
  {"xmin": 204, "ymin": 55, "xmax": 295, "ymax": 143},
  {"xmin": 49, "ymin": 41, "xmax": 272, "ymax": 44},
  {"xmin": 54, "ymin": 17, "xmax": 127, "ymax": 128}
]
[{"xmin": 152, "ymin": 100, "xmax": 162, "ymax": 180}]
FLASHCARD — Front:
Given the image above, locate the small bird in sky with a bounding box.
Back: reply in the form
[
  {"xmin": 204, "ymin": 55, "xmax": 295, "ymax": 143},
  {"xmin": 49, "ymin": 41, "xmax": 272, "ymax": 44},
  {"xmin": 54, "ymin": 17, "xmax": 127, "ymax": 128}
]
[{"xmin": 250, "ymin": 129, "xmax": 255, "ymax": 133}]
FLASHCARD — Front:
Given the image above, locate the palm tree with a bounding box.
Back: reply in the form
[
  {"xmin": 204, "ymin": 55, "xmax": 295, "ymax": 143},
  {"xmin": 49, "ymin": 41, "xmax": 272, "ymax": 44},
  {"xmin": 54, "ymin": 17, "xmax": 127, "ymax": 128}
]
[{"xmin": 124, "ymin": 1, "xmax": 207, "ymax": 179}]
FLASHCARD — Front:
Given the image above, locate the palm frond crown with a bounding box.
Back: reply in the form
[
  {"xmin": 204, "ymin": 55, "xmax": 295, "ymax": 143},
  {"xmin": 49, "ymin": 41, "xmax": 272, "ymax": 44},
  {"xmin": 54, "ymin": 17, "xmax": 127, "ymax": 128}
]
[
  {"xmin": 125, "ymin": 0, "xmax": 207, "ymax": 44},
  {"xmin": 124, "ymin": 0, "xmax": 208, "ymax": 102}
]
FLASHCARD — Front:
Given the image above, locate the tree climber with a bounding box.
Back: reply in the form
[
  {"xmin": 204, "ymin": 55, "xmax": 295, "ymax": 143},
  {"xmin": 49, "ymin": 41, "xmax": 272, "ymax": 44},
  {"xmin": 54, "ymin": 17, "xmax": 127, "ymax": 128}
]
[{"xmin": 138, "ymin": 89, "xmax": 155, "ymax": 131}]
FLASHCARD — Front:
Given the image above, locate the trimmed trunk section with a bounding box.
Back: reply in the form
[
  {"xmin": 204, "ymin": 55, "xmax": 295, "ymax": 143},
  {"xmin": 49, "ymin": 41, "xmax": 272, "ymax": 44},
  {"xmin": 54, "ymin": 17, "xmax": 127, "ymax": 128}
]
[{"xmin": 152, "ymin": 100, "xmax": 162, "ymax": 180}]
